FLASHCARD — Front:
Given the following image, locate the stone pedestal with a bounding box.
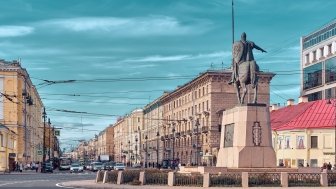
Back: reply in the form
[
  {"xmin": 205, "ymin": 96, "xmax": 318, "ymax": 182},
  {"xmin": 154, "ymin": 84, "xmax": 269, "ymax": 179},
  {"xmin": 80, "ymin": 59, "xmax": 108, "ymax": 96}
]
[{"xmin": 216, "ymin": 104, "xmax": 276, "ymax": 168}]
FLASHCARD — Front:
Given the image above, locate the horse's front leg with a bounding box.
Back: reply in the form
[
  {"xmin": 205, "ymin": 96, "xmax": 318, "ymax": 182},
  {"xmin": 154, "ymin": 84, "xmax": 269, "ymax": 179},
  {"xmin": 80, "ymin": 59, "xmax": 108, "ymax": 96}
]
[
  {"xmin": 253, "ymin": 84, "xmax": 258, "ymax": 104},
  {"xmin": 241, "ymin": 83, "xmax": 247, "ymax": 104},
  {"xmin": 235, "ymin": 83, "xmax": 241, "ymax": 104}
]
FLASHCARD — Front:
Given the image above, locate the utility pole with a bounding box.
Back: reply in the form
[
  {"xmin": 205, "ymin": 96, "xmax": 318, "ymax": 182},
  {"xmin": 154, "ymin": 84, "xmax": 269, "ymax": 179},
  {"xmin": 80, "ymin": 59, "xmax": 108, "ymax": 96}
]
[{"xmin": 42, "ymin": 107, "xmax": 46, "ymax": 163}]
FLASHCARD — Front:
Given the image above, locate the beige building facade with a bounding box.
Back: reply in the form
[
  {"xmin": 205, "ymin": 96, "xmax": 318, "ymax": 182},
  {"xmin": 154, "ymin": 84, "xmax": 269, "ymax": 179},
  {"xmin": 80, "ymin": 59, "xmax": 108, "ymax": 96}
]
[
  {"xmin": 160, "ymin": 70, "xmax": 273, "ymax": 166},
  {"xmin": 0, "ymin": 60, "xmax": 45, "ymax": 171}
]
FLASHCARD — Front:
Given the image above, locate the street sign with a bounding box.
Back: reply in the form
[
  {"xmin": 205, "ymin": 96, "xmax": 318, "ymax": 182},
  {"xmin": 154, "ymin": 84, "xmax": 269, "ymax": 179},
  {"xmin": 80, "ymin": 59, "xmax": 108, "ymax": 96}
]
[{"xmin": 54, "ymin": 130, "xmax": 60, "ymax": 136}]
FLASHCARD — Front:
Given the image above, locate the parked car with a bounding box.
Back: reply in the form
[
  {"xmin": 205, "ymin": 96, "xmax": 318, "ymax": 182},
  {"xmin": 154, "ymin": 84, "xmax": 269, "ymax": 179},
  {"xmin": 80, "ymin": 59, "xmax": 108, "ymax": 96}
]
[
  {"xmin": 70, "ymin": 163, "xmax": 84, "ymax": 173},
  {"xmin": 132, "ymin": 163, "xmax": 141, "ymax": 168},
  {"xmin": 114, "ymin": 163, "xmax": 125, "ymax": 170},
  {"xmin": 91, "ymin": 162, "xmax": 103, "ymax": 171},
  {"xmin": 42, "ymin": 162, "xmax": 53, "ymax": 173},
  {"xmin": 103, "ymin": 162, "xmax": 115, "ymax": 170}
]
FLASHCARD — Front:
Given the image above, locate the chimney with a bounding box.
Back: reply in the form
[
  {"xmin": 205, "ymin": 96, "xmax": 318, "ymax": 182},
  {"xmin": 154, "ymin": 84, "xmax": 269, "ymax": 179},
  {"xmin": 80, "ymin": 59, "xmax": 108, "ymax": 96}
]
[
  {"xmin": 269, "ymin": 104, "xmax": 279, "ymax": 111},
  {"xmin": 287, "ymin": 99, "xmax": 295, "ymax": 106},
  {"xmin": 298, "ymin": 96, "xmax": 308, "ymax": 103}
]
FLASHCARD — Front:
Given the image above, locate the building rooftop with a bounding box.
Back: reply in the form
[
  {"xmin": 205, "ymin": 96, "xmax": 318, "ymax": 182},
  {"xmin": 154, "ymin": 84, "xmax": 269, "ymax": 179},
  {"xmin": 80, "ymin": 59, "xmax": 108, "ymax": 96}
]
[{"xmin": 271, "ymin": 99, "xmax": 334, "ymax": 131}]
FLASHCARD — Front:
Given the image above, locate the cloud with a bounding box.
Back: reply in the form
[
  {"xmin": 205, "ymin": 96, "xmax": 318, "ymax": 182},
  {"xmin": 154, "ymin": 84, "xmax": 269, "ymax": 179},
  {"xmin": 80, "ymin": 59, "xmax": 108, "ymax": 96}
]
[
  {"xmin": 125, "ymin": 51, "xmax": 230, "ymax": 63},
  {"xmin": 39, "ymin": 16, "xmax": 211, "ymax": 37},
  {"xmin": 0, "ymin": 26, "xmax": 34, "ymax": 37}
]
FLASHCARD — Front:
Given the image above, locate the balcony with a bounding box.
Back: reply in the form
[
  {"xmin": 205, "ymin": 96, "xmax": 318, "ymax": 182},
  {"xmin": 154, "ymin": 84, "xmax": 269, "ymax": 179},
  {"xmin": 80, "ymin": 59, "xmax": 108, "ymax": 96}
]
[{"xmin": 202, "ymin": 126, "xmax": 209, "ymax": 133}]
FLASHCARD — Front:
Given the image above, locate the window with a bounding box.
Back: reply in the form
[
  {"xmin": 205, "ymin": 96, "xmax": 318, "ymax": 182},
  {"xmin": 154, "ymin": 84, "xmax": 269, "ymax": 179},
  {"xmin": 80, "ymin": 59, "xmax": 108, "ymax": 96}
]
[
  {"xmin": 296, "ymin": 136, "xmax": 305, "ymax": 149},
  {"xmin": 303, "ymin": 62, "xmax": 322, "ymax": 90},
  {"xmin": 326, "ymin": 57, "xmax": 336, "ymax": 83},
  {"xmin": 313, "ymin": 51, "xmax": 317, "ymax": 61},
  {"xmin": 310, "ymin": 159, "xmax": 318, "ymax": 167},
  {"xmin": 305, "ymin": 54, "xmax": 310, "ymax": 64},
  {"xmin": 307, "ymin": 91, "xmax": 322, "ymax": 101},
  {"xmin": 311, "ymin": 136, "xmax": 318, "ymax": 148},
  {"xmin": 320, "ymin": 47, "xmax": 324, "ymax": 58},
  {"xmin": 298, "ymin": 159, "xmax": 304, "ymax": 167},
  {"xmin": 328, "ymin": 44, "xmax": 332, "ymax": 55}
]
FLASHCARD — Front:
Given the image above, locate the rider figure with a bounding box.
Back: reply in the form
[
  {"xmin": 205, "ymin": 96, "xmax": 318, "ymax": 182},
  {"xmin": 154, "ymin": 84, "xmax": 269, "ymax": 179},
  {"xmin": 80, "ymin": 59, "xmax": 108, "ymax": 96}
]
[{"xmin": 228, "ymin": 32, "xmax": 267, "ymax": 87}]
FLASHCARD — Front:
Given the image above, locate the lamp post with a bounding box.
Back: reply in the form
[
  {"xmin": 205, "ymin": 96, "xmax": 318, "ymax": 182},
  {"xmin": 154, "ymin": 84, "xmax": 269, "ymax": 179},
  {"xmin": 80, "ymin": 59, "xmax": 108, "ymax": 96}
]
[
  {"xmin": 135, "ymin": 137, "xmax": 138, "ymax": 164},
  {"xmin": 42, "ymin": 107, "xmax": 46, "ymax": 164},
  {"xmin": 128, "ymin": 140, "xmax": 131, "ymax": 167},
  {"xmin": 327, "ymin": 99, "xmax": 336, "ymax": 166},
  {"xmin": 195, "ymin": 117, "xmax": 200, "ymax": 166},
  {"xmin": 172, "ymin": 127, "xmax": 176, "ymax": 169},
  {"xmin": 156, "ymin": 131, "xmax": 160, "ymax": 168},
  {"xmin": 145, "ymin": 135, "xmax": 148, "ymax": 168},
  {"xmin": 120, "ymin": 142, "xmax": 123, "ymax": 163},
  {"xmin": 48, "ymin": 118, "xmax": 52, "ymax": 161}
]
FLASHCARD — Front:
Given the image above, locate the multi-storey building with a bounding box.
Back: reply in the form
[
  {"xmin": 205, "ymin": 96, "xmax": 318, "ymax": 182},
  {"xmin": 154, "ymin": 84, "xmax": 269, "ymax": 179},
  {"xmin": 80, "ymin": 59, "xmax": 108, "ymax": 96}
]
[
  {"xmin": 143, "ymin": 96, "xmax": 164, "ymax": 167},
  {"xmin": 301, "ymin": 20, "xmax": 336, "ymax": 101},
  {"xmin": 114, "ymin": 109, "xmax": 143, "ymax": 165},
  {"xmin": 0, "ymin": 59, "xmax": 45, "ymax": 171},
  {"xmin": 96, "ymin": 125, "xmax": 114, "ymax": 161},
  {"xmin": 160, "ymin": 70, "xmax": 273, "ymax": 166},
  {"xmin": 271, "ymin": 99, "xmax": 336, "ymax": 168}
]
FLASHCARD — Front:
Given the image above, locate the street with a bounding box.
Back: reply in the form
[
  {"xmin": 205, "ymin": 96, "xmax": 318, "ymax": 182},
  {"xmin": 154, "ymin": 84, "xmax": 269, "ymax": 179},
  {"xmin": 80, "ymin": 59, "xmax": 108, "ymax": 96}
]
[{"xmin": 0, "ymin": 170, "xmax": 96, "ymax": 189}]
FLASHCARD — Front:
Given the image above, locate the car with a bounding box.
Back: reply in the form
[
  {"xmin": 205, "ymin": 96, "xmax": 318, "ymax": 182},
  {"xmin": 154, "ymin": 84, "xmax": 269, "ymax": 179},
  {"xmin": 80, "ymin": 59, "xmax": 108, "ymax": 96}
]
[
  {"xmin": 132, "ymin": 163, "xmax": 141, "ymax": 168},
  {"xmin": 42, "ymin": 162, "xmax": 53, "ymax": 173},
  {"xmin": 103, "ymin": 162, "xmax": 115, "ymax": 170},
  {"xmin": 91, "ymin": 162, "xmax": 103, "ymax": 171},
  {"xmin": 70, "ymin": 163, "xmax": 84, "ymax": 173},
  {"xmin": 114, "ymin": 163, "xmax": 125, "ymax": 170}
]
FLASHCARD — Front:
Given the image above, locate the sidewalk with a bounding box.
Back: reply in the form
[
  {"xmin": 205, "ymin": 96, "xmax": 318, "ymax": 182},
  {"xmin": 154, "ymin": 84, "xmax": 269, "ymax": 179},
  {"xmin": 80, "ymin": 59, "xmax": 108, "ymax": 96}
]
[
  {"xmin": 60, "ymin": 180, "xmax": 336, "ymax": 189},
  {"xmin": 1, "ymin": 170, "xmax": 39, "ymax": 175}
]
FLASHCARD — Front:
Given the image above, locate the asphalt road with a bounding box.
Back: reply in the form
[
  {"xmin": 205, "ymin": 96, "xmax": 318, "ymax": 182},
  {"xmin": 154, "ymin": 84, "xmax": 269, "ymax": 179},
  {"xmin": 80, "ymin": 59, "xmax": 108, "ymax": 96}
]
[{"xmin": 0, "ymin": 170, "xmax": 96, "ymax": 189}]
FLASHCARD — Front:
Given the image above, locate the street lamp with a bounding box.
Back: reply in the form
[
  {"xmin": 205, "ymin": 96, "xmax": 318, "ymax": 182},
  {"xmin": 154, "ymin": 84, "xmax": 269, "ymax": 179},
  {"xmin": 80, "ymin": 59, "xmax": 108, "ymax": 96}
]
[
  {"xmin": 156, "ymin": 131, "xmax": 160, "ymax": 168},
  {"xmin": 48, "ymin": 118, "xmax": 52, "ymax": 161},
  {"xmin": 120, "ymin": 142, "xmax": 123, "ymax": 163},
  {"xmin": 327, "ymin": 99, "xmax": 336, "ymax": 166},
  {"xmin": 145, "ymin": 135, "xmax": 148, "ymax": 168},
  {"xmin": 172, "ymin": 127, "xmax": 176, "ymax": 169},
  {"xmin": 135, "ymin": 137, "xmax": 138, "ymax": 164},
  {"xmin": 42, "ymin": 107, "xmax": 47, "ymax": 164},
  {"xmin": 128, "ymin": 140, "xmax": 131, "ymax": 167}
]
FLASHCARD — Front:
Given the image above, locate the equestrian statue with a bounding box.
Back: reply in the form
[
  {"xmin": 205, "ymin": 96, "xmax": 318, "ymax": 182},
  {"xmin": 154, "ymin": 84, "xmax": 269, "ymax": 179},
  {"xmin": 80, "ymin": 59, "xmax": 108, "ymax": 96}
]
[{"xmin": 228, "ymin": 32, "xmax": 267, "ymax": 104}]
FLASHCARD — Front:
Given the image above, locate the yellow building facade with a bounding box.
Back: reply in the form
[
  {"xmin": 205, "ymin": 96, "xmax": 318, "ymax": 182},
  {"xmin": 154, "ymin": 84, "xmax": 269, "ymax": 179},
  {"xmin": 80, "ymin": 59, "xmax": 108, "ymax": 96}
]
[
  {"xmin": 0, "ymin": 60, "xmax": 44, "ymax": 171},
  {"xmin": 271, "ymin": 99, "xmax": 336, "ymax": 168}
]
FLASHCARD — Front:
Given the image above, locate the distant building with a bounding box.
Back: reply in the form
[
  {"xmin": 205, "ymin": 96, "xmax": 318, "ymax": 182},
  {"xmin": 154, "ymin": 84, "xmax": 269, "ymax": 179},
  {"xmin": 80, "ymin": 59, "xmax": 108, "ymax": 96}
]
[
  {"xmin": 301, "ymin": 19, "xmax": 336, "ymax": 101},
  {"xmin": 271, "ymin": 99, "xmax": 335, "ymax": 168}
]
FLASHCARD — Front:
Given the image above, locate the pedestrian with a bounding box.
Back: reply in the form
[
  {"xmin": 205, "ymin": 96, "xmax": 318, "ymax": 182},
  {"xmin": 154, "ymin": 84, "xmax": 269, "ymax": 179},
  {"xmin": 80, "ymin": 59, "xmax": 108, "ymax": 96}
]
[
  {"xmin": 19, "ymin": 162, "xmax": 23, "ymax": 172},
  {"xmin": 327, "ymin": 162, "xmax": 332, "ymax": 170},
  {"xmin": 36, "ymin": 162, "xmax": 39, "ymax": 173}
]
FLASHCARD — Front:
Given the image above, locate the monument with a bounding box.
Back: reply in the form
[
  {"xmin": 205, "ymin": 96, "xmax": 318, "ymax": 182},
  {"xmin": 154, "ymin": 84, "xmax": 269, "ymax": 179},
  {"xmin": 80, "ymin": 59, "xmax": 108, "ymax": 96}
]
[{"xmin": 217, "ymin": 32, "xmax": 276, "ymax": 168}]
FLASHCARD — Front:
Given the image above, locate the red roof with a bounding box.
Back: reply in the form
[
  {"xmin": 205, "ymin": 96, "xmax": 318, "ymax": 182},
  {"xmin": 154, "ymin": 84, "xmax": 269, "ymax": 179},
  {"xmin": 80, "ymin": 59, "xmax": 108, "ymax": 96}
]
[{"xmin": 271, "ymin": 99, "xmax": 335, "ymax": 131}]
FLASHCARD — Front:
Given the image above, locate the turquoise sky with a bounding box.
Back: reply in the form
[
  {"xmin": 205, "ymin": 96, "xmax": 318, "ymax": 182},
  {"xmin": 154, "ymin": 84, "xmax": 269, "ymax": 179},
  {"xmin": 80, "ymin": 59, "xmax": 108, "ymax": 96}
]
[{"xmin": 0, "ymin": 0, "xmax": 335, "ymax": 150}]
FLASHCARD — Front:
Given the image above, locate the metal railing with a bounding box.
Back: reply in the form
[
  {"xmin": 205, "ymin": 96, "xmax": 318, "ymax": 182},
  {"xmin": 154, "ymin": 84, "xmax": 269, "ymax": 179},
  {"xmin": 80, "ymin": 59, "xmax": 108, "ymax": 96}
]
[
  {"xmin": 248, "ymin": 173, "xmax": 281, "ymax": 187},
  {"xmin": 106, "ymin": 170, "xmax": 118, "ymax": 184},
  {"xmin": 145, "ymin": 172, "xmax": 168, "ymax": 185},
  {"xmin": 122, "ymin": 170, "xmax": 141, "ymax": 184},
  {"xmin": 327, "ymin": 173, "xmax": 336, "ymax": 186},
  {"xmin": 288, "ymin": 173, "xmax": 321, "ymax": 187},
  {"xmin": 175, "ymin": 173, "xmax": 203, "ymax": 186},
  {"xmin": 210, "ymin": 173, "xmax": 242, "ymax": 187}
]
